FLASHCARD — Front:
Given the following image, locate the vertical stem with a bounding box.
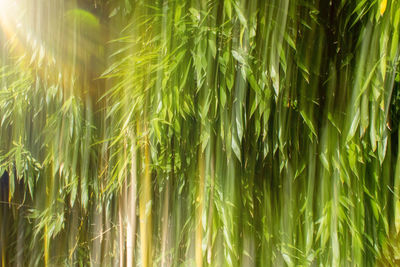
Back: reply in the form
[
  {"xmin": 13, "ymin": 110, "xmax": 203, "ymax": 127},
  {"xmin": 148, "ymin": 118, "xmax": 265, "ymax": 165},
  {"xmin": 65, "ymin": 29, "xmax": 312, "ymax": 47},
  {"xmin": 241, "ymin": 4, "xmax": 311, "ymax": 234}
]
[
  {"xmin": 207, "ymin": 151, "xmax": 215, "ymax": 265},
  {"xmin": 127, "ymin": 131, "xmax": 137, "ymax": 267},
  {"xmin": 196, "ymin": 149, "xmax": 205, "ymax": 267},
  {"xmin": 161, "ymin": 136, "xmax": 174, "ymax": 267},
  {"xmin": 118, "ymin": 193, "xmax": 124, "ymax": 267},
  {"xmin": 1, "ymin": 245, "xmax": 5, "ymax": 267},
  {"xmin": 44, "ymin": 224, "xmax": 48, "ymax": 267},
  {"xmin": 140, "ymin": 129, "xmax": 152, "ymax": 267},
  {"xmin": 160, "ymin": 180, "xmax": 170, "ymax": 267}
]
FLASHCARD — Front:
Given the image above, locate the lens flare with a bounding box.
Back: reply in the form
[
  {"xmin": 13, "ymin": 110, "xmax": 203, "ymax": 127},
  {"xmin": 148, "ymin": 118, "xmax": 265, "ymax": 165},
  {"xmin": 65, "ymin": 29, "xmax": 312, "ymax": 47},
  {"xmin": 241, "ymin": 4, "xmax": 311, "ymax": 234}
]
[{"xmin": 0, "ymin": 0, "xmax": 18, "ymax": 37}]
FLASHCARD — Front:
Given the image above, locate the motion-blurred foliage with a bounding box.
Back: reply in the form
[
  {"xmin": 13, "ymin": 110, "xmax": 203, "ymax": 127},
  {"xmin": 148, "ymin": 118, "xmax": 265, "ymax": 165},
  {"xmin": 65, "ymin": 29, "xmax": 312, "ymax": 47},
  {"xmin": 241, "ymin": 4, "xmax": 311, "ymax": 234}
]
[{"xmin": 1, "ymin": 0, "xmax": 400, "ymax": 266}]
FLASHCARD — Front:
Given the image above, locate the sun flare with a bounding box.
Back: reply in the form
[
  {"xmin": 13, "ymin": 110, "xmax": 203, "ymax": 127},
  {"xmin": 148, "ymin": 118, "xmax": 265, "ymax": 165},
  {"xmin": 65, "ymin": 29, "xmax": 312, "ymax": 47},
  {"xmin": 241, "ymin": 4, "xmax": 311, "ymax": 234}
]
[
  {"xmin": 0, "ymin": 0, "xmax": 15, "ymax": 17},
  {"xmin": 0, "ymin": 0, "xmax": 19, "ymax": 36}
]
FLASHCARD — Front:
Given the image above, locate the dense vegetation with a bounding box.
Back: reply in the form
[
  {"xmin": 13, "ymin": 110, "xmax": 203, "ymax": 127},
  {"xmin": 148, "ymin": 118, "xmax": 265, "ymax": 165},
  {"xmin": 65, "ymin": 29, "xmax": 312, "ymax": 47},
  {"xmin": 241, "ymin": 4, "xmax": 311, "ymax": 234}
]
[{"xmin": 1, "ymin": 0, "xmax": 400, "ymax": 266}]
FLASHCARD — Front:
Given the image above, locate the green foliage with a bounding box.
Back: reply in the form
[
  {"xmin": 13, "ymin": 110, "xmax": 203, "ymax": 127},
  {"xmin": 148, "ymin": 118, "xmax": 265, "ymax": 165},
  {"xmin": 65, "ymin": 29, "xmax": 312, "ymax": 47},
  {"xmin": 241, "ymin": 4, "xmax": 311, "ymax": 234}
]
[{"xmin": 1, "ymin": 0, "xmax": 400, "ymax": 266}]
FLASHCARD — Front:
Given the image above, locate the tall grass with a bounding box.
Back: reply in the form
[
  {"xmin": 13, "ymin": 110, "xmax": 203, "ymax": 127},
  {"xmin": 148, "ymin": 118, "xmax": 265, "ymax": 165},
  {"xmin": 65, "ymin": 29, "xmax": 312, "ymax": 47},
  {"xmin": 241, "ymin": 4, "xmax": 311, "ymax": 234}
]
[{"xmin": 1, "ymin": 0, "xmax": 400, "ymax": 266}]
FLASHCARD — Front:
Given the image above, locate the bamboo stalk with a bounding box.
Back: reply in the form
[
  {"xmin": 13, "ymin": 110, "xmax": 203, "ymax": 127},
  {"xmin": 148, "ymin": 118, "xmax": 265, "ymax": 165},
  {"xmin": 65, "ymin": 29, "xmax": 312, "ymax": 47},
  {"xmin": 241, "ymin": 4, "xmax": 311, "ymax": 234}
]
[
  {"xmin": 127, "ymin": 131, "xmax": 137, "ymax": 267},
  {"xmin": 139, "ymin": 128, "xmax": 152, "ymax": 267},
  {"xmin": 118, "ymin": 193, "xmax": 124, "ymax": 267},
  {"xmin": 196, "ymin": 148, "xmax": 205, "ymax": 267}
]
